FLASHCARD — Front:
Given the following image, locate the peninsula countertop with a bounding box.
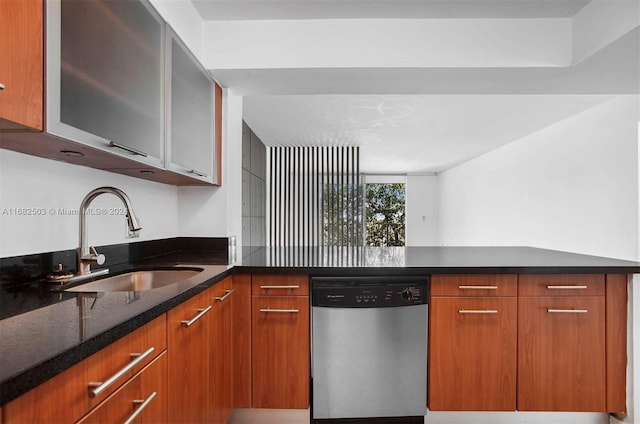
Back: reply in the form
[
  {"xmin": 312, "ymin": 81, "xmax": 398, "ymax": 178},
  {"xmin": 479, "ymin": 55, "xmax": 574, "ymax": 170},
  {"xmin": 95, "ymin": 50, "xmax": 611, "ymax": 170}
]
[{"xmin": 1, "ymin": 245, "xmax": 638, "ymax": 406}]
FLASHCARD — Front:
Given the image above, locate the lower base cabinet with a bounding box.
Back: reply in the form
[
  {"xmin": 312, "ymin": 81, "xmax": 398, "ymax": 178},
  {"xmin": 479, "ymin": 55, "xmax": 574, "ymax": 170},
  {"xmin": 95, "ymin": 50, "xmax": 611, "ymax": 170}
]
[
  {"xmin": 429, "ymin": 297, "xmax": 517, "ymax": 411},
  {"xmin": 518, "ymin": 296, "xmax": 606, "ymax": 411},
  {"xmin": 252, "ymin": 295, "xmax": 310, "ymax": 408}
]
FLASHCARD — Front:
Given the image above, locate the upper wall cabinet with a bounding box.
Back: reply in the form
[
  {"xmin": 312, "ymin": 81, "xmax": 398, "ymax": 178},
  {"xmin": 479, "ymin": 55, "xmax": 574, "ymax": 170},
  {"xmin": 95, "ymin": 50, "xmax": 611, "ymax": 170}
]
[
  {"xmin": 0, "ymin": 0, "xmax": 221, "ymax": 186},
  {"xmin": 166, "ymin": 26, "xmax": 218, "ymax": 185},
  {"xmin": 47, "ymin": 0, "xmax": 165, "ymax": 168}
]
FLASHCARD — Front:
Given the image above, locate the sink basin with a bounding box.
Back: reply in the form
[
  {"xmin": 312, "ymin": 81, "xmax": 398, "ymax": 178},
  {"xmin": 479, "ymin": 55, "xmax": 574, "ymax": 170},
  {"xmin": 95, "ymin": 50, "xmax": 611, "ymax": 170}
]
[{"xmin": 64, "ymin": 267, "xmax": 203, "ymax": 292}]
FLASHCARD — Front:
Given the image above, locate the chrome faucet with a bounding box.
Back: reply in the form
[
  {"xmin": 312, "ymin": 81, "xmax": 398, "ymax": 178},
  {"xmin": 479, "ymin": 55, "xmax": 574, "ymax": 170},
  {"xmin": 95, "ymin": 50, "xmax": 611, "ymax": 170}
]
[{"xmin": 78, "ymin": 187, "xmax": 142, "ymax": 275}]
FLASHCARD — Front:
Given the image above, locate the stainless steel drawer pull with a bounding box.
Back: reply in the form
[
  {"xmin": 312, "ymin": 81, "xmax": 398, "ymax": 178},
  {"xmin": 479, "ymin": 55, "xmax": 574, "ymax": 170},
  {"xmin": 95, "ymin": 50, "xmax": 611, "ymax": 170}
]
[
  {"xmin": 124, "ymin": 391, "xmax": 157, "ymax": 424},
  {"xmin": 88, "ymin": 346, "xmax": 155, "ymax": 398},
  {"xmin": 260, "ymin": 285, "xmax": 300, "ymax": 289},
  {"xmin": 181, "ymin": 305, "xmax": 213, "ymax": 327},
  {"xmin": 189, "ymin": 169, "xmax": 208, "ymax": 178},
  {"xmin": 108, "ymin": 141, "xmax": 148, "ymax": 157},
  {"xmin": 547, "ymin": 309, "xmax": 588, "ymax": 314},
  {"xmin": 546, "ymin": 285, "xmax": 588, "ymax": 290},
  {"xmin": 260, "ymin": 308, "xmax": 299, "ymax": 313},
  {"xmin": 458, "ymin": 309, "xmax": 498, "ymax": 314},
  {"xmin": 458, "ymin": 285, "xmax": 498, "ymax": 290},
  {"xmin": 216, "ymin": 288, "xmax": 236, "ymax": 302}
]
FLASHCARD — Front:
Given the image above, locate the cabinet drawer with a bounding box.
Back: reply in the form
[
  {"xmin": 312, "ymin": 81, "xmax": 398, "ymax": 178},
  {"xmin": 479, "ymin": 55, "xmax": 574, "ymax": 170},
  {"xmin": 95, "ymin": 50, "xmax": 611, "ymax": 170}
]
[
  {"xmin": 252, "ymin": 274, "xmax": 309, "ymax": 296},
  {"xmin": 86, "ymin": 315, "xmax": 166, "ymax": 404},
  {"xmin": 78, "ymin": 351, "xmax": 167, "ymax": 424},
  {"xmin": 431, "ymin": 275, "xmax": 517, "ymax": 297},
  {"xmin": 519, "ymin": 274, "xmax": 604, "ymax": 296}
]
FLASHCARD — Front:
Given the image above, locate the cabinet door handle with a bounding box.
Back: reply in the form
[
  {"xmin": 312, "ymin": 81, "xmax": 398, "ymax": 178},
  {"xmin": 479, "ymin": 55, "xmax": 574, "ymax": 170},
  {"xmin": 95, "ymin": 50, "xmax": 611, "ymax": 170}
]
[
  {"xmin": 0, "ymin": 83, "xmax": 5, "ymax": 90},
  {"xmin": 189, "ymin": 169, "xmax": 208, "ymax": 178},
  {"xmin": 546, "ymin": 285, "xmax": 588, "ymax": 290},
  {"xmin": 88, "ymin": 347, "xmax": 155, "ymax": 398},
  {"xmin": 124, "ymin": 391, "xmax": 157, "ymax": 424},
  {"xmin": 458, "ymin": 285, "xmax": 498, "ymax": 290},
  {"xmin": 259, "ymin": 285, "xmax": 300, "ymax": 289},
  {"xmin": 259, "ymin": 308, "xmax": 299, "ymax": 313},
  {"xmin": 458, "ymin": 309, "xmax": 498, "ymax": 314},
  {"xmin": 108, "ymin": 141, "xmax": 148, "ymax": 157},
  {"xmin": 547, "ymin": 309, "xmax": 588, "ymax": 313},
  {"xmin": 216, "ymin": 288, "xmax": 236, "ymax": 302},
  {"xmin": 181, "ymin": 305, "xmax": 212, "ymax": 327}
]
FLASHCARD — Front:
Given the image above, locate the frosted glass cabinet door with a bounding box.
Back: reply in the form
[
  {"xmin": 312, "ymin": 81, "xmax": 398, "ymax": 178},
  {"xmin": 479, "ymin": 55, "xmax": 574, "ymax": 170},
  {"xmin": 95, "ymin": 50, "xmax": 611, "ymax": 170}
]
[
  {"xmin": 46, "ymin": 0, "xmax": 165, "ymax": 167},
  {"xmin": 166, "ymin": 26, "xmax": 216, "ymax": 183}
]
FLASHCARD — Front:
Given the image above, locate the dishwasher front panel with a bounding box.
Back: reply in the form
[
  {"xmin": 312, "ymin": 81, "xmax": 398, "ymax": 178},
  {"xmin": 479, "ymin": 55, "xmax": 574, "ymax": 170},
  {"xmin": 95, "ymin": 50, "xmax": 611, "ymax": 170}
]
[{"xmin": 311, "ymin": 303, "xmax": 428, "ymax": 419}]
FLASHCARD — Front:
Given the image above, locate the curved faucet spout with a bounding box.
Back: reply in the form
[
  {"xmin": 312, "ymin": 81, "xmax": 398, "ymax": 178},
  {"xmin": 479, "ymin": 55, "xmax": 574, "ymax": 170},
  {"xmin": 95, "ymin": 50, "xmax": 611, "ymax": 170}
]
[{"xmin": 78, "ymin": 187, "xmax": 142, "ymax": 274}]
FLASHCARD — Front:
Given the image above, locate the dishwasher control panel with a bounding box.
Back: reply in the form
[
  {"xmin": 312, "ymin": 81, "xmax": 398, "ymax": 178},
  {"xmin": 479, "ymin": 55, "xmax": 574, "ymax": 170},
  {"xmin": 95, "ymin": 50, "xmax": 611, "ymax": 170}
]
[{"xmin": 312, "ymin": 277, "xmax": 428, "ymax": 308}]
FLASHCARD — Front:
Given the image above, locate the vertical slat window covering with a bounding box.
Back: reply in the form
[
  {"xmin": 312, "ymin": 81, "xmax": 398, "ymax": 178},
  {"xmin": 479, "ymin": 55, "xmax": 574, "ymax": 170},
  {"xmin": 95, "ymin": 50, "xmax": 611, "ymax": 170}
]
[{"xmin": 268, "ymin": 146, "xmax": 362, "ymax": 248}]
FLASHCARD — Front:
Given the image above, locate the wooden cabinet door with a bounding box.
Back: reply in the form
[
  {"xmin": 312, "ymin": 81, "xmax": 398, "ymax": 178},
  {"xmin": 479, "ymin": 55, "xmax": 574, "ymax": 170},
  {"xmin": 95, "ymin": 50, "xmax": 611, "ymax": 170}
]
[
  {"xmin": 252, "ymin": 296, "xmax": 310, "ymax": 409},
  {"xmin": 209, "ymin": 277, "xmax": 234, "ymax": 424},
  {"xmin": 0, "ymin": 0, "xmax": 43, "ymax": 131},
  {"xmin": 233, "ymin": 274, "xmax": 253, "ymax": 408},
  {"xmin": 78, "ymin": 352, "xmax": 167, "ymax": 424},
  {"xmin": 429, "ymin": 297, "xmax": 517, "ymax": 411},
  {"xmin": 167, "ymin": 290, "xmax": 212, "ymax": 423},
  {"xmin": 518, "ymin": 296, "xmax": 606, "ymax": 411}
]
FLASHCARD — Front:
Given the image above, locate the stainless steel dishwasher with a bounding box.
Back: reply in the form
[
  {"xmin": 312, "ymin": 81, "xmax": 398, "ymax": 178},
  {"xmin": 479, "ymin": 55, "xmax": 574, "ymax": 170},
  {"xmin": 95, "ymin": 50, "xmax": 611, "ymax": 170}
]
[{"xmin": 311, "ymin": 276, "xmax": 428, "ymax": 423}]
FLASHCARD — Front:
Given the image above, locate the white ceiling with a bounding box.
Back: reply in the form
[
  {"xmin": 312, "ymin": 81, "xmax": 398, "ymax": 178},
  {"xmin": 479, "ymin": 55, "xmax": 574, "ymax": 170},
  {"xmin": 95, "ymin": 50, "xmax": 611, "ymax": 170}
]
[{"xmin": 192, "ymin": 0, "xmax": 639, "ymax": 174}]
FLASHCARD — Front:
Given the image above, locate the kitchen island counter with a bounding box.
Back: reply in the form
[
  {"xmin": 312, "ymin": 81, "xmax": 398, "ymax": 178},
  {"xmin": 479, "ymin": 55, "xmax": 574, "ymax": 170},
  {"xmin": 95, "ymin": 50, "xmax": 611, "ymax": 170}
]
[{"xmin": 1, "ymin": 244, "xmax": 638, "ymax": 406}]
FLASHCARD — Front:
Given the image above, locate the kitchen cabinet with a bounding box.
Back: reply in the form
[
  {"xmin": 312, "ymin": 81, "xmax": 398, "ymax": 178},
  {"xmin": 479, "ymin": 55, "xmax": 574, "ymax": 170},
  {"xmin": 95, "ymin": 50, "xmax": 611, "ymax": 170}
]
[
  {"xmin": 233, "ymin": 273, "xmax": 310, "ymax": 409},
  {"xmin": 167, "ymin": 289, "xmax": 212, "ymax": 423},
  {"xmin": 518, "ymin": 274, "xmax": 606, "ymax": 411},
  {"xmin": 47, "ymin": 0, "xmax": 165, "ymax": 168},
  {"xmin": 209, "ymin": 277, "xmax": 235, "ymax": 424},
  {"xmin": 252, "ymin": 274, "xmax": 310, "ymax": 409},
  {"xmin": 429, "ymin": 275, "xmax": 517, "ymax": 411},
  {"xmin": 166, "ymin": 26, "xmax": 219, "ymax": 184},
  {"xmin": 0, "ymin": 0, "xmax": 222, "ymax": 186},
  {"xmin": 3, "ymin": 315, "xmax": 166, "ymax": 423},
  {"xmin": 0, "ymin": 0, "xmax": 43, "ymax": 131},
  {"xmin": 77, "ymin": 352, "xmax": 167, "ymax": 424}
]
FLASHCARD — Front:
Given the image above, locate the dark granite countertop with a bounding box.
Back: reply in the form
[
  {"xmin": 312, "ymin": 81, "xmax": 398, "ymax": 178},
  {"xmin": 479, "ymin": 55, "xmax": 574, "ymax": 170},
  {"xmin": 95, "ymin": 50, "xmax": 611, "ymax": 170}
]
[{"xmin": 1, "ymin": 243, "xmax": 638, "ymax": 406}]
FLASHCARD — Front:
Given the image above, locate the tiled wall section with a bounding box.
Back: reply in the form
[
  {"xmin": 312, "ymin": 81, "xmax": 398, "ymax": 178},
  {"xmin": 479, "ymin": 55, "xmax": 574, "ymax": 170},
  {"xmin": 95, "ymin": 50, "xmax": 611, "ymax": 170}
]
[{"xmin": 242, "ymin": 121, "xmax": 266, "ymax": 246}]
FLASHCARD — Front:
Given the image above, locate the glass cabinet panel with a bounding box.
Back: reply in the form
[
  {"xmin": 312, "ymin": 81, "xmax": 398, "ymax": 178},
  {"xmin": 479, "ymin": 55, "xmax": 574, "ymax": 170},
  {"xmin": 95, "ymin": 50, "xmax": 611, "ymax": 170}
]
[
  {"xmin": 47, "ymin": 0, "xmax": 165, "ymax": 166},
  {"xmin": 166, "ymin": 26, "xmax": 215, "ymax": 182}
]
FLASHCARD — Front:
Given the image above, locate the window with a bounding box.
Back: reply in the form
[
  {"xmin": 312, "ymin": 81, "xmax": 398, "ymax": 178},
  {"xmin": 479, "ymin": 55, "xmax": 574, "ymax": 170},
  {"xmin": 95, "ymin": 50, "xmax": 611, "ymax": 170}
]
[{"xmin": 365, "ymin": 181, "xmax": 405, "ymax": 247}]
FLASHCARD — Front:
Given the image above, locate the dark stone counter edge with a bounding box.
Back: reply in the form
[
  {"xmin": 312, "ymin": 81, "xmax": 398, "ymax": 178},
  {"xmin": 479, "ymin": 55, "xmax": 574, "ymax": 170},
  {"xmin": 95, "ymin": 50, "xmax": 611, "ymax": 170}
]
[{"xmin": 2, "ymin": 264, "xmax": 639, "ymax": 406}]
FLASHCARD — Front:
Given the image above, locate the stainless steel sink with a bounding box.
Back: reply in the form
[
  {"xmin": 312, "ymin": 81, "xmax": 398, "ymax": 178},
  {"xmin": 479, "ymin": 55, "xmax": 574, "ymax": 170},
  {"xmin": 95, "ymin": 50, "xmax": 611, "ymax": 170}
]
[{"xmin": 64, "ymin": 268, "xmax": 203, "ymax": 292}]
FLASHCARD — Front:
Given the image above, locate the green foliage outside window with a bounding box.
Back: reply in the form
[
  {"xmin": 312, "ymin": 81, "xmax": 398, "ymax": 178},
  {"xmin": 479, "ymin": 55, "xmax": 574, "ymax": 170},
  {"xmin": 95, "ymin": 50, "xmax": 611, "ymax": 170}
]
[{"xmin": 365, "ymin": 183, "xmax": 405, "ymax": 247}]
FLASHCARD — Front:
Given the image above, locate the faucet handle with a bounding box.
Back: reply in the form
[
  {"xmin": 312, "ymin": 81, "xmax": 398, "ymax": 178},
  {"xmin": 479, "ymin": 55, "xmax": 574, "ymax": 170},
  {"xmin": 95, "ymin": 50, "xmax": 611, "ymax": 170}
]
[{"xmin": 82, "ymin": 246, "xmax": 106, "ymax": 265}]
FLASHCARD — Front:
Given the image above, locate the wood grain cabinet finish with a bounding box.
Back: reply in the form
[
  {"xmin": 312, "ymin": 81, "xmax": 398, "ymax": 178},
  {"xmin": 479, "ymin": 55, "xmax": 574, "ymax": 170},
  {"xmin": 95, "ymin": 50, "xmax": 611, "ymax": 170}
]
[
  {"xmin": 3, "ymin": 315, "xmax": 166, "ymax": 423},
  {"xmin": 209, "ymin": 277, "xmax": 235, "ymax": 424},
  {"xmin": 77, "ymin": 352, "xmax": 167, "ymax": 424},
  {"xmin": 252, "ymin": 295, "xmax": 310, "ymax": 409},
  {"xmin": 429, "ymin": 275, "xmax": 517, "ymax": 411},
  {"xmin": 167, "ymin": 289, "xmax": 213, "ymax": 423},
  {"xmin": 252, "ymin": 274, "xmax": 310, "ymax": 296},
  {"xmin": 0, "ymin": 0, "xmax": 43, "ymax": 131},
  {"xmin": 517, "ymin": 296, "xmax": 606, "ymax": 411},
  {"xmin": 232, "ymin": 274, "xmax": 253, "ymax": 408},
  {"xmin": 431, "ymin": 274, "xmax": 517, "ymax": 297}
]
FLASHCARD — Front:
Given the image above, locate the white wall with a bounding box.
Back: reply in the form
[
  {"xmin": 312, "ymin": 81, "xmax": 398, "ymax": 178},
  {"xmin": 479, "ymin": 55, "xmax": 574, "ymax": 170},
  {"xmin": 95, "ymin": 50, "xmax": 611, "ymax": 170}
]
[
  {"xmin": 202, "ymin": 18, "xmax": 570, "ymax": 70},
  {"xmin": 406, "ymin": 175, "xmax": 440, "ymax": 246},
  {"xmin": 439, "ymin": 95, "xmax": 638, "ymax": 261},
  {"xmin": 0, "ymin": 149, "xmax": 179, "ymax": 257}
]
